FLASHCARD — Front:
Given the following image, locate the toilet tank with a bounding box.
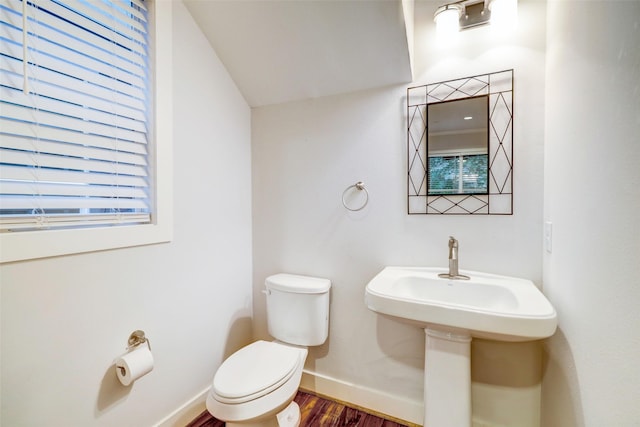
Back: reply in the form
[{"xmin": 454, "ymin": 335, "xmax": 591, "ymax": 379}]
[{"xmin": 265, "ymin": 273, "xmax": 331, "ymax": 346}]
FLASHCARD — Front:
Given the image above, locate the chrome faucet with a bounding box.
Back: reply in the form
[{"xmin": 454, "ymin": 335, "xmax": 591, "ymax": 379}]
[{"xmin": 438, "ymin": 236, "xmax": 470, "ymax": 280}]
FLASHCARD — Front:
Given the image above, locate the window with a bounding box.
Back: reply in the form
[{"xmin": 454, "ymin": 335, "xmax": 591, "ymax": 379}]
[{"xmin": 0, "ymin": 0, "xmax": 173, "ymax": 262}]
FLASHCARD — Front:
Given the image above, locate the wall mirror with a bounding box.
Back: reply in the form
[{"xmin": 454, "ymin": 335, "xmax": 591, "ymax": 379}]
[
  {"xmin": 427, "ymin": 95, "xmax": 489, "ymax": 196},
  {"xmin": 407, "ymin": 70, "xmax": 513, "ymax": 214}
]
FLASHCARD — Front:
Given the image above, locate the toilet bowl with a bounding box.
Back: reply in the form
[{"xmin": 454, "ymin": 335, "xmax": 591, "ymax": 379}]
[
  {"xmin": 206, "ymin": 340, "xmax": 307, "ymax": 427},
  {"xmin": 206, "ymin": 273, "xmax": 331, "ymax": 427}
]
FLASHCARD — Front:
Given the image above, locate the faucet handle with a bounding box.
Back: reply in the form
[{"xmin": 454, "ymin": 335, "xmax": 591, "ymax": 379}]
[{"xmin": 448, "ymin": 236, "xmax": 458, "ymax": 247}]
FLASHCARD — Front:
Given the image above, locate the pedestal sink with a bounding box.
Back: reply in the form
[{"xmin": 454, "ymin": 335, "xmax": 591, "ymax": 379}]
[{"xmin": 364, "ymin": 267, "xmax": 557, "ymax": 427}]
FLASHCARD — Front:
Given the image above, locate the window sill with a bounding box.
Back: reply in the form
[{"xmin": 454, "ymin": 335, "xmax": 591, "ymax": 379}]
[{"xmin": 0, "ymin": 221, "xmax": 172, "ymax": 263}]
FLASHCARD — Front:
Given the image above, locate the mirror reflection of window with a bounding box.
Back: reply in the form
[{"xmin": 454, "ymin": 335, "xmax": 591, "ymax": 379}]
[
  {"xmin": 428, "ymin": 154, "xmax": 488, "ymax": 194},
  {"xmin": 427, "ymin": 96, "xmax": 489, "ymax": 196}
]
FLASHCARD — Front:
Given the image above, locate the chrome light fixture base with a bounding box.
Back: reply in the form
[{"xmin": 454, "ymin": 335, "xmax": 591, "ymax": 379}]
[{"xmin": 434, "ymin": 0, "xmax": 516, "ymax": 33}]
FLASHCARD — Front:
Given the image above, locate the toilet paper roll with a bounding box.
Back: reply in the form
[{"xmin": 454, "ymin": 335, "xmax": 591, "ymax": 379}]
[{"xmin": 116, "ymin": 346, "xmax": 154, "ymax": 386}]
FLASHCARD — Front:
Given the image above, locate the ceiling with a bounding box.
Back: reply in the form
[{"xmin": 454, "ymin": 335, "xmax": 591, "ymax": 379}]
[{"xmin": 183, "ymin": 0, "xmax": 415, "ymax": 107}]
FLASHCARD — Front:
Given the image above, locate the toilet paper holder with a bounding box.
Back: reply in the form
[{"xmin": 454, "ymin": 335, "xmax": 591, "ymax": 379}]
[
  {"xmin": 126, "ymin": 330, "xmax": 151, "ymax": 351},
  {"xmin": 115, "ymin": 330, "xmax": 154, "ymax": 384}
]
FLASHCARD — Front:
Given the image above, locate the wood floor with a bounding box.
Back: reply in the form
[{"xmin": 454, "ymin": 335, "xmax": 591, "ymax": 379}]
[{"xmin": 187, "ymin": 391, "xmax": 409, "ymax": 427}]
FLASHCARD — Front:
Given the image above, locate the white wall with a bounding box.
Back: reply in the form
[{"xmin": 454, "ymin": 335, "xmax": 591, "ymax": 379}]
[
  {"xmin": 0, "ymin": 2, "xmax": 253, "ymax": 426},
  {"xmin": 542, "ymin": 1, "xmax": 640, "ymax": 425},
  {"xmin": 251, "ymin": 1, "xmax": 547, "ymax": 424}
]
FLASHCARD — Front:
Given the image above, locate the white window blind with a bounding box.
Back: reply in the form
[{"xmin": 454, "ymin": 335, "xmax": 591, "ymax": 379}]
[{"xmin": 0, "ymin": 0, "xmax": 151, "ymax": 231}]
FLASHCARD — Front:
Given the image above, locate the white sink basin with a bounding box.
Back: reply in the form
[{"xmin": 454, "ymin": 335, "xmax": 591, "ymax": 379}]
[{"xmin": 365, "ymin": 266, "xmax": 557, "ymax": 342}]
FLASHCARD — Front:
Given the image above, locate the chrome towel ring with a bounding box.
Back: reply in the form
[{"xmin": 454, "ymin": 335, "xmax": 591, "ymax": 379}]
[{"xmin": 342, "ymin": 181, "xmax": 369, "ymax": 211}]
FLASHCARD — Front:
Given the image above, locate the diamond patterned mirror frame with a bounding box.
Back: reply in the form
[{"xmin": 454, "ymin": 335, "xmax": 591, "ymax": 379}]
[{"xmin": 407, "ymin": 70, "xmax": 513, "ymax": 215}]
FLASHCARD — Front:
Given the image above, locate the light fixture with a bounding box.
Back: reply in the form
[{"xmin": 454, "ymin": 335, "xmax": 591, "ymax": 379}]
[
  {"xmin": 433, "ymin": 0, "xmax": 517, "ymax": 35},
  {"xmin": 488, "ymin": 0, "xmax": 517, "ymax": 31},
  {"xmin": 434, "ymin": 4, "xmax": 463, "ymax": 37}
]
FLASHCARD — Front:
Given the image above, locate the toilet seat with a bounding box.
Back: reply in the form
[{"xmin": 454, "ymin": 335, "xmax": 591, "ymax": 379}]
[{"xmin": 213, "ymin": 341, "xmax": 301, "ymax": 404}]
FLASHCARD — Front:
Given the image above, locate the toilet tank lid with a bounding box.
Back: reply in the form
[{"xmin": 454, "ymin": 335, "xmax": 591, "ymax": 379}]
[{"xmin": 265, "ymin": 273, "xmax": 331, "ymax": 294}]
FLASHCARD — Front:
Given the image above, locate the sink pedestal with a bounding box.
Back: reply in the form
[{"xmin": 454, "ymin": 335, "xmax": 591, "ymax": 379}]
[{"xmin": 424, "ymin": 328, "xmax": 472, "ymax": 427}]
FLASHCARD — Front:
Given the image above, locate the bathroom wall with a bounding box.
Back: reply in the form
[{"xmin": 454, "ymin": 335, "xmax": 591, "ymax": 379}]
[
  {"xmin": 251, "ymin": 1, "xmax": 547, "ymax": 425},
  {"xmin": 0, "ymin": 2, "xmax": 253, "ymax": 426},
  {"xmin": 542, "ymin": 1, "xmax": 640, "ymax": 425}
]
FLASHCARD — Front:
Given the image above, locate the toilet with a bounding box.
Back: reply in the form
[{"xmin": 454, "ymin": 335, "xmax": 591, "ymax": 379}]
[{"xmin": 206, "ymin": 273, "xmax": 331, "ymax": 427}]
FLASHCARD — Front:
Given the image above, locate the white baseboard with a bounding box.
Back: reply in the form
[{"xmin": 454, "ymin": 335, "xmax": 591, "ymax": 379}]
[
  {"xmin": 154, "ymin": 386, "xmax": 210, "ymax": 427},
  {"xmin": 300, "ymin": 370, "xmax": 423, "ymax": 426},
  {"xmin": 153, "ymin": 373, "xmax": 504, "ymax": 427}
]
